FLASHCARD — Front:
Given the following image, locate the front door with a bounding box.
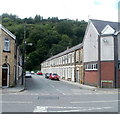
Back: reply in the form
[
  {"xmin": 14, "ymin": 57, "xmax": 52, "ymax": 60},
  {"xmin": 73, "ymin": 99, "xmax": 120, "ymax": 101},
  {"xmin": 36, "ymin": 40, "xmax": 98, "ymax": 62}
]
[
  {"xmin": 76, "ymin": 70, "xmax": 80, "ymax": 83},
  {"xmin": 2, "ymin": 69, "xmax": 8, "ymax": 86}
]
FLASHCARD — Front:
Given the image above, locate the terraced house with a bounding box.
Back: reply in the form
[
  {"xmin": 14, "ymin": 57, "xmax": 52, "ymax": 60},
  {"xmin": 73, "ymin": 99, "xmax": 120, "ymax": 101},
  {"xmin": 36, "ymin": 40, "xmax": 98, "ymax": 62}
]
[
  {"xmin": 41, "ymin": 19, "xmax": 120, "ymax": 88},
  {"xmin": 41, "ymin": 43, "xmax": 84, "ymax": 83},
  {"xmin": 0, "ymin": 24, "xmax": 22, "ymax": 87}
]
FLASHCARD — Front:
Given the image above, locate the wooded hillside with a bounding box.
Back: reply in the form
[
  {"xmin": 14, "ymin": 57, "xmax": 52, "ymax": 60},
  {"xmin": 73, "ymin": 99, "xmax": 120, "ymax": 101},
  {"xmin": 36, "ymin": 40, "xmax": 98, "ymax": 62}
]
[{"xmin": 1, "ymin": 13, "xmax": 87, "ymax": 70}]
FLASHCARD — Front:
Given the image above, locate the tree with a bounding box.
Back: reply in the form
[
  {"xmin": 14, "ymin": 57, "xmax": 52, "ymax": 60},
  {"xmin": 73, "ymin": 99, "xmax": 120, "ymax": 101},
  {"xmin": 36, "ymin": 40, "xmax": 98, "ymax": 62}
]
[
  {"xmin": 34, "ymin": 15, "xmax": 43, "ymax": 23},
  {"xmin": 56, "ymin": 21, "xmax": 73, "ymax": 36}
]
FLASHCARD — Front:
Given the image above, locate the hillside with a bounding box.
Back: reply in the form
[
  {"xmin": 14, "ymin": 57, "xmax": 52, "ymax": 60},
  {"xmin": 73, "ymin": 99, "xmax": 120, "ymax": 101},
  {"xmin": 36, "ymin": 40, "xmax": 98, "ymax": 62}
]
[{"xmin": 1, "ymin": 13, "xmax": 87, "ymax": 70}]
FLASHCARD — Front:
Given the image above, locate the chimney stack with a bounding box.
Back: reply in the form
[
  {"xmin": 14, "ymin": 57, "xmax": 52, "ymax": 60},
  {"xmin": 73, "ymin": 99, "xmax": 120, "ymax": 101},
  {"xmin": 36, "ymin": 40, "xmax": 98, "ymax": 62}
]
[{"xmin": 67, "ymin": 46, "xmax": 69, "ymax": 50}]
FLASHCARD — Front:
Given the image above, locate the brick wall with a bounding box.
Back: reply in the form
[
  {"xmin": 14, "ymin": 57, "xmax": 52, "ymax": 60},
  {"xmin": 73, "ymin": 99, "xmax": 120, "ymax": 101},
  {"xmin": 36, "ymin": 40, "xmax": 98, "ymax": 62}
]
[
  {"xmin": 101, "ymin": 62, "xmax": 114, "ymax": 80},
  {"xmin": 84, "ymin": 70, "xmax": 99, "ymax": 87},
  {"xmin": 101, "ymin": 62, "xmax": 114, "ymax": 88}
]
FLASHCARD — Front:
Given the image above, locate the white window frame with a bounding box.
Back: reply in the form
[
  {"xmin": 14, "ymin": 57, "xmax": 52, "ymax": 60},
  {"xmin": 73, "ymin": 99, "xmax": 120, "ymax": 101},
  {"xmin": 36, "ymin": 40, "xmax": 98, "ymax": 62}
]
[
  {"xmin": 85, "ymin": 63, "xmax": 98, "ymax": 70},
  {"xmin": 4, "ymin": 38, "xmax": 10, "ymax": 52}
]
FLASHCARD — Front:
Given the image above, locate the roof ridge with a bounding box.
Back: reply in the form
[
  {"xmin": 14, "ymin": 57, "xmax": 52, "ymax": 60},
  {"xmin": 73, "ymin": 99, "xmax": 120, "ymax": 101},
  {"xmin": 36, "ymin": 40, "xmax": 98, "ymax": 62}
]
[
  {"xmin": 90, "ymin": 19, "xmax": 119, "ymax": 33},
  {"xmin": 90, "ymin": 19, "xmax": 118, "ymax": 23}
]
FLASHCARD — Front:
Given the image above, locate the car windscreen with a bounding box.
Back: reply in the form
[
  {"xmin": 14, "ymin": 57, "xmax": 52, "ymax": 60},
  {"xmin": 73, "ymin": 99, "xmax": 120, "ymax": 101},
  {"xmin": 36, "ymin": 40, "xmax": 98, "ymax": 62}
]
[{"xmin": 53, "ymin": 74, "xmax": 58, "ymax": 75}]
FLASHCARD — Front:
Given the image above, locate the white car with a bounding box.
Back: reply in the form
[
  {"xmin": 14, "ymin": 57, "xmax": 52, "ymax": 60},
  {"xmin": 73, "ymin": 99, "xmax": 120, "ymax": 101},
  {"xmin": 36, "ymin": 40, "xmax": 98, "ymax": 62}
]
[
  {"xmin": 25, "ymin": 71, "xmax": 32, "ymax": 78},
  {"xmin": 31, "ymin": 71, "xmax": 35, "ymax": 75}
]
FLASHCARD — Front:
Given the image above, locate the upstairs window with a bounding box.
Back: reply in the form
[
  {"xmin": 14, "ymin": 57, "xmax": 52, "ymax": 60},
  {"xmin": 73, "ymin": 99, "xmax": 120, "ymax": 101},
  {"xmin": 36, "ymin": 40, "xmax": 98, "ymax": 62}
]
[{"xmin": 4, "ymin": 38, "xmax": 10, "ymax": 52}]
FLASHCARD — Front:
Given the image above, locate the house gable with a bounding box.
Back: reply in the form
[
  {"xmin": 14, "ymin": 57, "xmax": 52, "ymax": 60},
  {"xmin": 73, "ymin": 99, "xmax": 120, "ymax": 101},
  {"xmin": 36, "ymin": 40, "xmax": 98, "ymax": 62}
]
[
  {"xmin": 101, "ymin": 25, "xmax": 115, "ymax": 34},
  {"xmin": 83, "ymin": 20, "xmax": 99, "ymax": 63}
]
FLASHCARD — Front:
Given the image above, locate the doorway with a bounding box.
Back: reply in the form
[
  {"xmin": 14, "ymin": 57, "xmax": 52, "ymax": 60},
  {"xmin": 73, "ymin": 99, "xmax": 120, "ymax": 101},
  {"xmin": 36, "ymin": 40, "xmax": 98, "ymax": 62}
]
[
  {"xmin": 76, "ymin": 68, "xmax": 80, "ymax": 83},
  {"xmin": 2, "ymin": 64, "xmax": 9, "ymax": 87}
]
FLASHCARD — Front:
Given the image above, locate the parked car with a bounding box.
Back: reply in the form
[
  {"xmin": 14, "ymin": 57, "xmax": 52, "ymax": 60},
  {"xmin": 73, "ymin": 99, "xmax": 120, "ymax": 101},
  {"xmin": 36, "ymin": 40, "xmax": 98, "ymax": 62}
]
[
  {"xmin": 49, "ymin": 73, "xmax": 60, "ymax": 80},
  {"xmin": 45, "ymin": 73, "xmax": 52, "ymax": 79},
  {"xmin": 37, "ymin": 71, "xmax": 43, "ymax": 75},
  {"xmin": 45, "ymin": 73, "xmax": 48, "ymax": 78},
  {"xmin": 25, "ymin": 71, "xmax": 32, "ymax": 78},
  {"xmin": 31, "ymin": 71, "xmax": 35, "ymax": 75}
]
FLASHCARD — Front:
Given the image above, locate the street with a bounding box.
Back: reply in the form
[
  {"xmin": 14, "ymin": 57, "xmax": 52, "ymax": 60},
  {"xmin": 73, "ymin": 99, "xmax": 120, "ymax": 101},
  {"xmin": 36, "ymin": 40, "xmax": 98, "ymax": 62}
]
[{"xmin": 2, "ymin": 74, "xmax": 119, "ymax": 112}]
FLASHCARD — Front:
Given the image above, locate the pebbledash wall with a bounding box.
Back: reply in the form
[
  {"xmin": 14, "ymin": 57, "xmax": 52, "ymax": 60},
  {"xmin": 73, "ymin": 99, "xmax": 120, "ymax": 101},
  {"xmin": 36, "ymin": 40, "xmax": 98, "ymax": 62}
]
[
  {"xmin": 0, "ymin": 24, "xmax": 16, "ymax": 87},
  {"xmin": 41, "ymin": 19, "xmax": 120, "ymax": 88}
]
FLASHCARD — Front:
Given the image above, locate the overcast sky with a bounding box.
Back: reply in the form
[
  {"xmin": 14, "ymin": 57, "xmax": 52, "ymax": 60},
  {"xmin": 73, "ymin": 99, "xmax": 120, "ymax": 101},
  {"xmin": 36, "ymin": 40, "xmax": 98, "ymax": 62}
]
[{"xmin": 1, "ymin": 0, "xmax": 119, "ymax": 22}]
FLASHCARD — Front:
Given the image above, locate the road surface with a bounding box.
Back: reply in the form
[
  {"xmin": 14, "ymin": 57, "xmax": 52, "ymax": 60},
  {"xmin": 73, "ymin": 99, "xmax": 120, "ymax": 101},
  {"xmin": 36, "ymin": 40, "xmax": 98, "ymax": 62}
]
[{"xmin": 2, "ymin": 74, "xmax": 119, "ymax": 112}]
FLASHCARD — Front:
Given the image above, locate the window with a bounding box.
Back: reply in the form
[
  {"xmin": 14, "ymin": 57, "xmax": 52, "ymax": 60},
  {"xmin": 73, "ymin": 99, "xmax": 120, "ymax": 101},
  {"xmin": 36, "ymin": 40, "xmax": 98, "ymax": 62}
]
[
  {"xmin": 4, "ymin": 38, "xmax": 10, "ymax": 52},
  {"xmin": 85, "ymin": 63, "xmax": 98, "ymax": 70}
]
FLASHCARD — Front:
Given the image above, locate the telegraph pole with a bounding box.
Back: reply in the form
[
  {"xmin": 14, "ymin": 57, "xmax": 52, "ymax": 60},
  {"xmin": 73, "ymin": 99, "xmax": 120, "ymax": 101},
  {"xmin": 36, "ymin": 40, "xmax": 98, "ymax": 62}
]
[{"xmin": 22, "ymin": 22, "xmax": 26, "ymax": 89}]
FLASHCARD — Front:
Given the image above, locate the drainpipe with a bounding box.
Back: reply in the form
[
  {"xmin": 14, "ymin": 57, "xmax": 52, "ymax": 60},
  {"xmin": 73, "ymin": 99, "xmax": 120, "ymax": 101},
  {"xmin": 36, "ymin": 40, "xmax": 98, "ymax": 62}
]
[
  {"xmin": 114, "ymin": 34, "xmax": 118, "ymax": 88},
  {"xmin": 98, "ymin": 34, "xmax": 101, "ymax": 88}
]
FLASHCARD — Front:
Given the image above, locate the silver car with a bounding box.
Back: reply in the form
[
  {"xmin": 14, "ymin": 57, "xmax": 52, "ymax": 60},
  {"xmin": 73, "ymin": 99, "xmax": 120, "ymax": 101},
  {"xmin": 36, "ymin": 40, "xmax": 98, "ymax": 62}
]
[{"xmin": 25, "ymin": 71, "xmax": 32, "ymax": 78}]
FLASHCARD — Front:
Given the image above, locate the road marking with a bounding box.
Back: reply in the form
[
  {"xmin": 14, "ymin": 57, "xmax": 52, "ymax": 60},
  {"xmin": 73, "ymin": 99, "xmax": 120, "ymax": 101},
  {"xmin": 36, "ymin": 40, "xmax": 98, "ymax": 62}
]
[
  {"xmin": 56, "ymin": 89, "xmax": 66, "ymax": 95},
  {"xmin": 33, "ymin": 106, "xmax": 112, "ymax": 112},
  {"xmin": 33, "ymin": 106, "xmax": 47, "ymax": 112},
  {"xmin": 40, "ymin": 93, "xmax": 50, "ymax": 95},
  {"xmin": 70, "ymin": 100, "xmax": 119, "ymax": 104},
  {"xmin": 1, "ymin": 101, "xmax": 33, "ymax": 104},
  {"xmin": 49, "ymin": 84, "xmax": 55, "ymax": 88}
]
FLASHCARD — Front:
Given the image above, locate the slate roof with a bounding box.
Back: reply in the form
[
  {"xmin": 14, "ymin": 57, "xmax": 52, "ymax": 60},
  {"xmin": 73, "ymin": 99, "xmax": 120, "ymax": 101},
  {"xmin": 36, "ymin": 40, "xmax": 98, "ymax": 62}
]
[
  {"xmin": 44, "ymin": 43, "xmax": 83, "ymax": 62},
  {"xmin": 90, "ymin": 19, "xmax": 119, "ymax": 33},
  {"xmin": 0, "ymin": 24, "xmax": 16, "ymax": 40}
]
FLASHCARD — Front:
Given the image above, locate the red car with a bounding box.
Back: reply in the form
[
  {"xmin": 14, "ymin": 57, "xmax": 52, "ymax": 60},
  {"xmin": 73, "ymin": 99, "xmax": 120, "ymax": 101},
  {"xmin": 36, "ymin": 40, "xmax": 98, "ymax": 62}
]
[
  {"xmin": 37, "ymin": 71, "xmax": 43, "ymax": 75},
  {"xmin": 49, "ymin": 73, "xmax": 60, "ymax": 80}
]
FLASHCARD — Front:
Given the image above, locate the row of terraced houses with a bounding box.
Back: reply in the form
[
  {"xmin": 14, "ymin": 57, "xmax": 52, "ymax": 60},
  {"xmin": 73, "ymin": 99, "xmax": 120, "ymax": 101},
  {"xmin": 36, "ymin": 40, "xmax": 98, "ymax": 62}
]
[{"xmin": 41, "ymin": 19, "xmax": 120, "ymax": 88}]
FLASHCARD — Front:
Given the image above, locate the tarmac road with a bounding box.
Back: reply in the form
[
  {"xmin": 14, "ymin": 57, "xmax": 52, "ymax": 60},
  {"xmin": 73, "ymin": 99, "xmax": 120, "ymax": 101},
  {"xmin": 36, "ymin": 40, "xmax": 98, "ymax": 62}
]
[{"xmin": 2, "ymin": 74, "xmax": 119, "ymax": 113}]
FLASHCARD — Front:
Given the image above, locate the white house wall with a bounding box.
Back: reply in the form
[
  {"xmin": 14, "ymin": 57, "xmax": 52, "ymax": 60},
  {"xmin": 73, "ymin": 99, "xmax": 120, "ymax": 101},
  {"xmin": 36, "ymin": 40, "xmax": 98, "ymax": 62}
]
[
  {"xmin": 41, "ymin": 50, "xmax": 76, "ymax": 81},
  {"xmin": 83, "ymin": 22, "xmax": 98, "ymax": 62},
  {"xmin": 100, "ymin": 36, "xmax": 114, "ymax": 61}
]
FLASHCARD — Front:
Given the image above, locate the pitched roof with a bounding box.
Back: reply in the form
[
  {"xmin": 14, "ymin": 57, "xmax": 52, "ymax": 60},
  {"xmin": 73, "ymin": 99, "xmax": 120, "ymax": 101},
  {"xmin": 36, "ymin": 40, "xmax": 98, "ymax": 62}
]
[
  {"xmin": 0, "ymin": 24, "xmax": 16, "ymax": 40},
  {"xmin": 44, "ymin": 43, "xmax": 83, "ymax": 62},
  {"xmin": 90, "ymin": 19, "xmax": 119, "ymax": 34}
]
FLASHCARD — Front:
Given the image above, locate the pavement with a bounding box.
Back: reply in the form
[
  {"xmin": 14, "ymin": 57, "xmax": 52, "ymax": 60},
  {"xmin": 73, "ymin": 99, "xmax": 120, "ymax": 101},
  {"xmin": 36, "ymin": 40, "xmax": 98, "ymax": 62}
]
[
  {"xmin": 2, "ymin": 84, "xmax": 25, "ymax": 94},
  {"xmin": 61, "ymin": 79, "xmax": 119, "ymax": 92},
  {"xmin": 61, "ymin": 79, "xmax": 97, "ymax": 91},
  {"xmin": 1, "ymin": 78, "xmax": 119, "ymax": 94}
]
